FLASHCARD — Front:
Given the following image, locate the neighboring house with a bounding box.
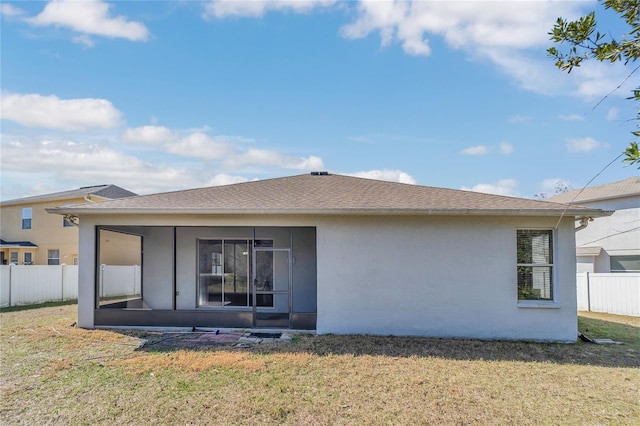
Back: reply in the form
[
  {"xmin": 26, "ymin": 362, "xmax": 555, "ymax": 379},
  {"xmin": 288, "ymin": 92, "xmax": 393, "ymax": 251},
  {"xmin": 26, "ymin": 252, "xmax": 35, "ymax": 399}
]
[
  {"xmin": 49, "ymin": 173, "xmax": 607, "ymax": 342},
  {"xmin": 548, "ymin": 176, "xmax": 639, "ymax": 273},
  {"xmin": 1, "ymin": 185, "xmax": 137, "ymax": 266}
]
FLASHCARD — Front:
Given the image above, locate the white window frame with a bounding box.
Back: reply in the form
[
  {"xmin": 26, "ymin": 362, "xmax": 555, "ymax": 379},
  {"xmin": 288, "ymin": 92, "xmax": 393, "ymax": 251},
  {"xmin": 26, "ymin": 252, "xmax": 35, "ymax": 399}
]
[
  {"xmin": 22, "ymin": 207, "xmax": 32, "ymax": 230},
  {"xmin": 24, "ymin": 252, "xmax": 33, "ymax": 265},
  {"xmin": 48, "ymin": 249, "xmax": 60, "ymax": 265},
  {"xmin": 516, "ymin": 228, "xmax": 559, "ymax": 308},
  {"xmin": 10, "ymin": 251, "xmax": 18, "ymax": 264}
]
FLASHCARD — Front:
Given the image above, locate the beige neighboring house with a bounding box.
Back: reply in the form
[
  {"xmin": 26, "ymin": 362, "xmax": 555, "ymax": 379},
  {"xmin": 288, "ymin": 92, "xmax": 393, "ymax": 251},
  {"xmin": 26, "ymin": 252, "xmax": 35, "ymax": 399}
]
[
  {"xmin": 548, "ymin": 176, "xmax": 640, "ymax": 273},
  {"xmin": 0, "ymin": 185, "xmax": 137, "ymax": 266}
]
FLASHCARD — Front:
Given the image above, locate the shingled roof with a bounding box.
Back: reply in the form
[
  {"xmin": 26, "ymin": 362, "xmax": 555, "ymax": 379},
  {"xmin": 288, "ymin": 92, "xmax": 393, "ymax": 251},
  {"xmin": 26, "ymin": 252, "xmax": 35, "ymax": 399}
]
[
  {"xmin": 1, "ymin": 185, "xmax": 137, "ymax": 207},
  {"xmin": 48, "ymin": 173, "xmax": 607, "ymax": 218},
  {"xmin": 548, "ymin": 176, "xmax": 640, "ymax": 204}
]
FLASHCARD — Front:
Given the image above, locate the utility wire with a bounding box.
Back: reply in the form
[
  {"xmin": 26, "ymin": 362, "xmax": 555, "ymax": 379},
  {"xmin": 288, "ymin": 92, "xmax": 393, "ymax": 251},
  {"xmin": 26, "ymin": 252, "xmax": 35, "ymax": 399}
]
[
  {"xmin": 591, "ymin": 64, "xmax": 640, "ymax": 113},
  {"xmin": 581, "ymin": 226, "xmax": 640, "ymax": 246},
  {"xmin": 554, "ymin": 152, "xmax": 625, "ymax": 229}
]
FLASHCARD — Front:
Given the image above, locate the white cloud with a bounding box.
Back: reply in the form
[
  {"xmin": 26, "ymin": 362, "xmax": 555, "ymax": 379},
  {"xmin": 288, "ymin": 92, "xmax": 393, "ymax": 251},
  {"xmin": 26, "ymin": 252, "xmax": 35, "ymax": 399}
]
[
  {"xmin": 1, "ymin": 130, "xmax": 326, "ymax": 199},
  {"xmin": 199, "ymin": 1, "xmax": 625, "ymax": 100},
  {"xmin": 203, "ymin": 0, "xmax": 336, "ymax": 19},
  {"xmin": 123, "ymin": 125, "xmax": 323, "ymax": 171},
  {"xmin": 339, "ymin": 1, "xmax": 630, "ymax": 100},
  {"xmin": 498, "ymin": 142, "xmax": 513, "ymax": 155},
  {"xmin": 482, "ymin": 48, "xmax": 572, "ymax": 96},
  {"xmin": 461, "ymin": 178, "xmax": 519, "ymax": 197},
  {"xmin": 1, "ymin": 3, "xmax": 25, "ymax": 17},
  {"xmin": 460, "ymin": 143, "xmax": 512, "ymax": 156},
  {"xmin": 499, "ymin": 56, "xmax": 629, "ymax": 101},
  {"xmin": 572, "ymin": 61, "xmax": 634, "ymax": 101},
  {"xmin": 122, "ymin": 125, "xmax": 179, "ymax": 145},
  {"xmin": 27, "ymin": 0, "xmax": 149, "ymax": 42},
  {"xmin": 290, "ymin": 154, "xmax": 324, "ymax": 170},
  {"xmin": 340, "ymin": 1, "xmax": 581, "ymax": 54},
  {"xmin": 460, "ymin": 145, "xmax": 489, "ymax": 156},
  {"xmin": 347, "ymin": 169, "xmax": 416, "ymax": 184},
  {"xmin": 0, "ymin": 138, "xmax": 198, "ymax": 196},
  {"xmin": 222, "ymin": 148, "xmax": 324, "ymax": 170},
  {"xmin": 558, "ymin": 114, "xmax": 584, "ymax": 121},
  {"xmin": 566, "ymin": 137, "xmax": 607, "ymax": 153},
  {"xmin": 164, "ymin": 132, "xmax": 238, "ymax": 160},
  {"xmin": 72, "ymin": 34, "xmax": 95, "ymax": 48},
  {"xmin": 205, "ymin": 174, "xmax": 251, "ymax": 187},
  {"xmin": 0, "ymin": 93, "xmax": 122, "ymax": 131},
  {"xmin": 510, "ymin": 115, "xmax": 533, "ymax": 124},
  {"xmin": 606, "ymin": 107, "xmax": 619, "ymax": 121},
  {"xmin": 401, "ymin": 36, "xmax": 431, "ymax": 56}
]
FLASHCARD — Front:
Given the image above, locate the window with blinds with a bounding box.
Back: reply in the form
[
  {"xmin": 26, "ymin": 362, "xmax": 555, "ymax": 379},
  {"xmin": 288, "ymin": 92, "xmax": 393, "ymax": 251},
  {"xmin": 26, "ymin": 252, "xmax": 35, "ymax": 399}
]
[{"xmin": 517, "ymin": 230, "xmax": 553, "ymax": 301}]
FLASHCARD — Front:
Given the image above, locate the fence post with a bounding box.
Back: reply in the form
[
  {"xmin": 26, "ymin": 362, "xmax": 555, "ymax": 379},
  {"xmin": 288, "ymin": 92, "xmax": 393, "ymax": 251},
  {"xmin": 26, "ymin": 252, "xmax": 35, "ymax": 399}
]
[
  {"xmin": 8, "ymin": 264, "xmax": 12, "ymax": 308},
  {"xmin": 586, "ymin": 272, "xmax": 591, "ymax": 312},
  {"xmin": 61, "ymin": 264, "xmax": 65, "ymax": 301}
]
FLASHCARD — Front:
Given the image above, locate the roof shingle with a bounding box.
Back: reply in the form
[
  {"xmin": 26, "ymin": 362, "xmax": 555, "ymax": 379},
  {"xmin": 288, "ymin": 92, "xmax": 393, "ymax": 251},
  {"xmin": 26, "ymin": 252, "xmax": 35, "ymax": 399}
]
[{"xmin": 49, "ymin": 173, "xmax": 607, "ymax": 218}]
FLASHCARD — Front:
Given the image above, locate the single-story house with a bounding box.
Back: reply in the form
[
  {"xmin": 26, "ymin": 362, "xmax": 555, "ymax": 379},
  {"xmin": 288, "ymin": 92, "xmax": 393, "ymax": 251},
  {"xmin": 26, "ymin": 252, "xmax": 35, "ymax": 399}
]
[{"xmin": 49, "ymin": 173, "xmax": 609, "ymax": 342}]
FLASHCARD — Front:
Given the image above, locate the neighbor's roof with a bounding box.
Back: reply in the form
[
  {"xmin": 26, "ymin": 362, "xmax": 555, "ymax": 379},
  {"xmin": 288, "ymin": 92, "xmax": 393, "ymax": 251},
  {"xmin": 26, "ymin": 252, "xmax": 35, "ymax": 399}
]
[
  {"xmin": 0, "ymin": 239, "xmax": 38, "ymax": 248},
  {"xmin": 548, "ymin": 176, "xmax": 640, "ymax": 204},
  {"xmin": 48, "ymin": 173, "xmax": 607, "ymax": 218},
  {"xmin": 1, "ymin": 185, "xmax": 137, "ymax": 207},
  {"xmin": 576, "ymin": 246, "xmax": 602, "ymax": 257}
]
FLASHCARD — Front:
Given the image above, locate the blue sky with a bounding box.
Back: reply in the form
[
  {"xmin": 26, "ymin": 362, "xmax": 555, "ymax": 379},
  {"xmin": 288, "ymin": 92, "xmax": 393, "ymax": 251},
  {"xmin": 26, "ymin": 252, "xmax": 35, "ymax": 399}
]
[{"xmin": 1, "ymin": 0, "xmax": 637, "ymax": 201}]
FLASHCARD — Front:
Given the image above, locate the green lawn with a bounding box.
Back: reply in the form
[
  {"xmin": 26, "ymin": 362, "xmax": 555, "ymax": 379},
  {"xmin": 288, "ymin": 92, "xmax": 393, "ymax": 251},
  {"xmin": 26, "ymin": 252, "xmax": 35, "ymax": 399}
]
[{"xmin": 1, "ymin": 304, "xmax": 638, "ymax": 425}]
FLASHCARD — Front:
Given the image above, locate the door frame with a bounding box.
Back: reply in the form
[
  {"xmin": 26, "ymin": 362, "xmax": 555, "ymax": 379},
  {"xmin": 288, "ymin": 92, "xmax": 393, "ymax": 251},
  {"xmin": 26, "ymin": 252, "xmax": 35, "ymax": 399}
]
[{"xmin": 252, "ymin": 247, "xmax": 292, "ymax": 328}]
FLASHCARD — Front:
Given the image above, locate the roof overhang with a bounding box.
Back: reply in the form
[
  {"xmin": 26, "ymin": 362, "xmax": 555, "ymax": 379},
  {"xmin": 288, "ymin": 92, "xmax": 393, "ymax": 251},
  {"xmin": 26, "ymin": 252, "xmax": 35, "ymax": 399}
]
[
  {"xmin": 0, "ymin": 242, "xmax": 38, "ymax": 249},
  {"xmin": 47, "ymin": 206, "xmax": 612, "ymax": 219},
  {"xmin": 577, "ymin": 246, "xmax": 603, "ymax": 257},
  {"xmin": 1, "ymin": 196, "xmax": 85, "ymax": 207}
]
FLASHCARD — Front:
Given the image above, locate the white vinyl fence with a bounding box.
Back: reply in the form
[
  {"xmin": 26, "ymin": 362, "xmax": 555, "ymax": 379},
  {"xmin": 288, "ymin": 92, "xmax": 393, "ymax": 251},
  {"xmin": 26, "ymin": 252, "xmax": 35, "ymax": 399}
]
[
  {"xmin": 0, "ymin": 264, "xmax": 141, "ymax": 308},
  {"xmin": 99, "ymin": 264, "xmax": 141, "ymax": 299},
  {"xmin": 577, "ymin": 272, "xmax": 640, "ymax": 317},
  {"xmin": 0, "ymin": 265, "xmax": 78, "ymax": 308}
]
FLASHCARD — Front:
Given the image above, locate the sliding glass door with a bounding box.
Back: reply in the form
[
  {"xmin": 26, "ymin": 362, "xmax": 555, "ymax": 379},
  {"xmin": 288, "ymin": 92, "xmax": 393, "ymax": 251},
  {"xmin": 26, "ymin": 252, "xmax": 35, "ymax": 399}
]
[
  {"xmin": 198, "ymin": 239, "xmax": 250, "ymax": 307},
  {"xmin": 198, "ymin": 238, "xmax": 292, "ymax": 327}
]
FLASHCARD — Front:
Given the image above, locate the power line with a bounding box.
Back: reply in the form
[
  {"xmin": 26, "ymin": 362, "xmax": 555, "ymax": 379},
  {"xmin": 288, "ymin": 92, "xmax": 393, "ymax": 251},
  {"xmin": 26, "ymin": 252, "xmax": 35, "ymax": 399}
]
[
  {"xmin": 553, "ymin": 152, "xmax": 625, "ymax": 229},
  {"xmin": 591, "ymin": 64, "xmax": 640, "ymax": 113}
]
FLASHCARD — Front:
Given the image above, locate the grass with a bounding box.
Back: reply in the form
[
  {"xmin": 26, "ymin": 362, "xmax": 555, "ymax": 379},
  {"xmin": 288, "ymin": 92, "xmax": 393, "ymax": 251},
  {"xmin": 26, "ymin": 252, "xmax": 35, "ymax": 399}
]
[{"xmin": 1, "ymin": 304, "xmax": 638, "ymax": 425}]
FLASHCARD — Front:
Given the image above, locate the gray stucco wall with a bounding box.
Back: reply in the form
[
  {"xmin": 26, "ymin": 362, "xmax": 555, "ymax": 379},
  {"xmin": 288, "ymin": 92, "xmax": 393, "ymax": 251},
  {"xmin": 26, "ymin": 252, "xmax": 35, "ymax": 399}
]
[{"xmin": 315, "ymin": 215, "xmax": 578, "ymax": 342}]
